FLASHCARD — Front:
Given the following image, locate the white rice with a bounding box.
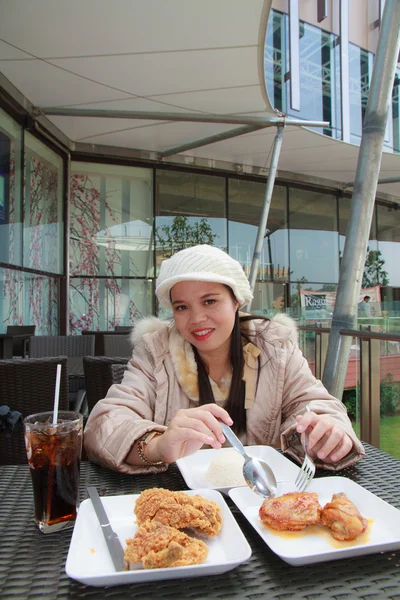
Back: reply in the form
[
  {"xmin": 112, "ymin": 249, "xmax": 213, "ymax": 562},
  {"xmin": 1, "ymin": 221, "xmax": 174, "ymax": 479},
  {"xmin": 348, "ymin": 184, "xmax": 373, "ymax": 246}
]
[{"xmin": 205, "ymin": 451, "xmax": 246, "ymax": 487}]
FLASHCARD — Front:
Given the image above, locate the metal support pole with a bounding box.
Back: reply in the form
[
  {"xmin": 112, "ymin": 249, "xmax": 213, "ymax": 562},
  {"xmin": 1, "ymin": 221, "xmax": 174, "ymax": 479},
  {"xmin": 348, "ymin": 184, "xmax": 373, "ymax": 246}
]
[
  {"xmin": 159, "ymin": 124, "xmax": 264, "ymax": 158},
  {"xmin": 322, "ymin": 0, "xmax": 400, "ymax": 398},
  {"xmin": 37, "ymin": 106, "xmax": 328, "ymax": 128},
  {"xmin": 246, "ymin": 124, "xmax": 284, "ymax": 310}
]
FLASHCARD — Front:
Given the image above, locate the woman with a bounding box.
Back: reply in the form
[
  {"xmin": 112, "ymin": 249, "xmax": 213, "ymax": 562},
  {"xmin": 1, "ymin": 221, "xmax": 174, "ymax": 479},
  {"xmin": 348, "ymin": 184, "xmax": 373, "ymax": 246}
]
[{"xmin": 84, "ymin": 245, "xmax": 364, "ymax": 474}]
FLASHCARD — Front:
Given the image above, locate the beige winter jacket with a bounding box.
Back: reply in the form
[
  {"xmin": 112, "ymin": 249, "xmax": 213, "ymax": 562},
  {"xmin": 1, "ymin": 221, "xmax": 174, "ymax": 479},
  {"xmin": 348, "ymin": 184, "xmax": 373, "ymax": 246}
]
[{"xmin": 84, "ymin": 314, "xmax": 365, "ymax": 474}]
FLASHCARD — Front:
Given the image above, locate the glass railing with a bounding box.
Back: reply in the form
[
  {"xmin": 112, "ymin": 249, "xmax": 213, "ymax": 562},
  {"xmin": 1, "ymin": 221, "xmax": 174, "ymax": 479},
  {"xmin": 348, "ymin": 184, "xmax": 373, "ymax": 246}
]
[{"xmin": 297, "ymin": 325, "xmax": 400, "ymax": 460}]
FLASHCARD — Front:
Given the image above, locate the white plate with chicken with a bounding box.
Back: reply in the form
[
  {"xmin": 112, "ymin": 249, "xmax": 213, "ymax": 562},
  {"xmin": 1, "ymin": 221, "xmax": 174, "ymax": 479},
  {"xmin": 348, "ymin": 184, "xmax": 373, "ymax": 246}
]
[
  {"xmin": 229, "ymin": 476, "xmax": 400, "ymax": 565},
  {"xmin": 66, "ymin": 488, "xmax": 251, "ymax": 586}
]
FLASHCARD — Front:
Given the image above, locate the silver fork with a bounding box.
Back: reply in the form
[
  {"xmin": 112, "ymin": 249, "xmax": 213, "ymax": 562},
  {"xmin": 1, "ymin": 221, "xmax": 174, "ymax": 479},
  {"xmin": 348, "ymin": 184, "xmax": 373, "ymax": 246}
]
[{"xmin": 294, "ymin": 406, "xmax": 316, "ymax": 492}]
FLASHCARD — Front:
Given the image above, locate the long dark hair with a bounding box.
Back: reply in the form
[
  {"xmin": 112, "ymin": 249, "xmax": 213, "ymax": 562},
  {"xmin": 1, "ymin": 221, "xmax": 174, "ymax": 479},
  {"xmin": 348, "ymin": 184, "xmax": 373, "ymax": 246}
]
[{"xmin": 193, "ymin": 289, "xmax": 269, "ymax": 435}]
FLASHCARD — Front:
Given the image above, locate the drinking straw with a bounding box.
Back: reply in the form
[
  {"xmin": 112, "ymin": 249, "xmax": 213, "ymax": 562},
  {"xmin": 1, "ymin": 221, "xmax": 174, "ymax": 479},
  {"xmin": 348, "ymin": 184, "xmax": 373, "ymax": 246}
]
[{"xmin": 52, "ymin": 363, "xmax": 62, "ymax": 425}]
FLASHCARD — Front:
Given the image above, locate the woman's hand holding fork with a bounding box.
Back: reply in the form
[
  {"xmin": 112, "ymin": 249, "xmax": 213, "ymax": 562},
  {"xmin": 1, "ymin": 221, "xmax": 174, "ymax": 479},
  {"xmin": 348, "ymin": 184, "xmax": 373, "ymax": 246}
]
[{"xmin": 295, "ymin": 410, "xmax": 353, "ymax": 464}]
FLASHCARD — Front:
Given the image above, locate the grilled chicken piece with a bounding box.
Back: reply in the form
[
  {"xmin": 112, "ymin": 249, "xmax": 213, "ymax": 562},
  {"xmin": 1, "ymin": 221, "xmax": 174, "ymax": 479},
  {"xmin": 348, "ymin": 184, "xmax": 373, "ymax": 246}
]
[
  {"xmin": 321, "ymin": 493, "xmax": 368, "ymax": 541},
  {"xmin": 259, "ymin": 492, "xmax": 322, "ymax": 531}
]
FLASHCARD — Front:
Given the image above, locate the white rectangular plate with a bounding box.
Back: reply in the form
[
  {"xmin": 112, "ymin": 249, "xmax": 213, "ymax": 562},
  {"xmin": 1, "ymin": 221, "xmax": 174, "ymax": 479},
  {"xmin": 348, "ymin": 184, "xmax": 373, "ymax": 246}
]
[
  {"xmin": 229, "ymin": 476, "xmax": 400, "ymax": 566},
  {"xmin": 66, "ymin": 488, "xmax": 251, "ymax": 586},
  {"xmin": 176, "ymin": 446, "xmax": 300, "ymax": 494}
]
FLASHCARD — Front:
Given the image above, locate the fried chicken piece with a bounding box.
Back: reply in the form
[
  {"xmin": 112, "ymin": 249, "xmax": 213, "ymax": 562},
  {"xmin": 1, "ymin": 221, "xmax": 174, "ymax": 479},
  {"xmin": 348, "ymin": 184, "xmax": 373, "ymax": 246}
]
[
  {"xmin": 259, "ymin": 492, "xmax": 322, "ymax": 531},
  {"xmin": 321, "ymin": 493, "xmax": 368, "ymax": 541},
  {"xmin": 134, "ymin": 488, "xmax": 222, "ymax": 537},
  {"xmin": 124, "ymin": 520, "xmax": 208, "ymax": 569}
]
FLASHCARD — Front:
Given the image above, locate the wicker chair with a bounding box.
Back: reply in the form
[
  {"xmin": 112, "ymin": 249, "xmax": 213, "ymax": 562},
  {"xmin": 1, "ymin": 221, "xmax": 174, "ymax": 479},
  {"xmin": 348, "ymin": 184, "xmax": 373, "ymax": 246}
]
[
  {"xmin": 6, "ymin": 325, "xmax": 36, "ymax": 357},
  {"xmin": 103, "ymin": 334, "xmax": 133, "ymax": 358},
  {"xmin": 30, "ymin": 335, "xmax": 95, "ymax": 360},
  {"xmin": 0, "ymin": 356, "xmax": 69, "ymax": 465},
  {"xmin": 83, "ymin": 356, "xmax": 129, "ymax": 414},
  {"xmin": 82, "ymin": 330, "xmax": 129, "ymax": 355},
  {"xmin": 111, "ymin": 363, "xmax": 128, "ymax": 385},
  {"xmin": 30, "ymin": 335, "xmax": 95, "ymax": 409}
]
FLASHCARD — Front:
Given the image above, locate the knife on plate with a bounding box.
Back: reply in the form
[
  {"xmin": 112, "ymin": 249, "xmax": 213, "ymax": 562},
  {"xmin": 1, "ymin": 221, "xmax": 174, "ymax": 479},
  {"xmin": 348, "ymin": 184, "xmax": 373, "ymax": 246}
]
[{"xmin": 87, "ymin": 486, "xmax": 126, "ymax": 572}]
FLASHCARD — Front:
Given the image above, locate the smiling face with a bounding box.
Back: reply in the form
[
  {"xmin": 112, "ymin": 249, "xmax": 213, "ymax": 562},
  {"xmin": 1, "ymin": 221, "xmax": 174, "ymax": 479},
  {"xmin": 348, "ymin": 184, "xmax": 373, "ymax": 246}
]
[{"xmin": 170, "ymin": 281, "xmax": 239, "ymax": 362}]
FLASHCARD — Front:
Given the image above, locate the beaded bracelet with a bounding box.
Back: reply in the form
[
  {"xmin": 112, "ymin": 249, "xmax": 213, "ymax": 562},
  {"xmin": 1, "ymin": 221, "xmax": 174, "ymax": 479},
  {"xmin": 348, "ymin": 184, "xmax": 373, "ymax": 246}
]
[{"xmin": 137, "ymin": 431, "xmax": 164, "ymax": 465}]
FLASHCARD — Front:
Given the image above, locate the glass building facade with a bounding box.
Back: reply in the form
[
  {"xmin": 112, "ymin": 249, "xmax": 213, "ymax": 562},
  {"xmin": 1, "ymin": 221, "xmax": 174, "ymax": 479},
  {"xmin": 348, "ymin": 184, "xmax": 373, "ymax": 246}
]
[
  {"xmin": 0, "ymin": 108, "xmax": 62, "ymax": 334},
  {"xmin": 264, "ymin": 10, "xmax": 400, "ymax": 151},
  {"xmin": 0, "ymin": 8, "xmax": 399, "ymax": 334}
]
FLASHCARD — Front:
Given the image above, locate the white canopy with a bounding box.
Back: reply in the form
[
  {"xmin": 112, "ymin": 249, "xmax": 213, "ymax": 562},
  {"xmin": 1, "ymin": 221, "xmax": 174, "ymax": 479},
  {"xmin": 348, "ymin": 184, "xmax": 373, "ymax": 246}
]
[{"xmin": 0, "ymin": 0, "xmax": 399, "ymax": 199}]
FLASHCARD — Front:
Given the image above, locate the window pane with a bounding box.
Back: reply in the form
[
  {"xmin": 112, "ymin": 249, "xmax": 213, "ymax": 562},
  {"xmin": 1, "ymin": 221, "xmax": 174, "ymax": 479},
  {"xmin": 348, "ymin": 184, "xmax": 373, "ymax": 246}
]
[
  {"xmin": 24, "ymin": 132, "xmax": 64, "ymax": 273},
  {"xmin": 156, "ymin": 170, "xmax": 226, "ymax": 263},
  {"xmin": 0, "ymin": 267, "xmax": 58, "ymax": 334},
  {"xmin": 264, "ymin": 10, "xmax": 286, "ymax": 114},
  {"xmin": 0, "ymin": 108, "xmax": 23, "ymax": 266},
  {"xmin": 293, "ymin": 22, "xmax": 338, "ymax": 137},
  {"xmin": 70, "ymin": 162, "xmax": 153, "ymax": 277},
  {"xmin": 377, "ymin": 204, "xmax": 400, "ymax": 288},
  {"xmin": 265, "ymin": 13, "xmax": 340, "ymax": 139},
  {"xmin": 392, "ymin": 70, "xmax": 399, "ymax": 153},
  {"xmin": 289, "ymin": 188, "xmax": 338, "ymax": 283},
  {"xmin": 69, "ymin": 277, "xmax": 152, "ymax": 332},
  {"xmin": 252, "ymin": 281, "xmax": 287, "ymax": 314},
  {"xmin": 349, "ymin": 44, "xmax": 371, "ymax": 145},
  {"xmin": 229, "ymin": 179, "xmax": 288, "ymax": 282}
]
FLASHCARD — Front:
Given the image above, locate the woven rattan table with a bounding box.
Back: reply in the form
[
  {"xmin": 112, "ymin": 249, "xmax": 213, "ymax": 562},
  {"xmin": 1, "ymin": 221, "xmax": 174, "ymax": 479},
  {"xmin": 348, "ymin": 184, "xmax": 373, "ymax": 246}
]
[{"xmin": 1, "ymin": 443, "xmax": 400, "ymax": 600}]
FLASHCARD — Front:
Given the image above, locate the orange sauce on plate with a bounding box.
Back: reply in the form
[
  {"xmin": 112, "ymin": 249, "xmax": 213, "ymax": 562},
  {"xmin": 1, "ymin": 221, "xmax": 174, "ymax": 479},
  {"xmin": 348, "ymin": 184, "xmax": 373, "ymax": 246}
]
[{"xmin": 263, "ymin": 519, "xmax": 373, "ymax": 548}]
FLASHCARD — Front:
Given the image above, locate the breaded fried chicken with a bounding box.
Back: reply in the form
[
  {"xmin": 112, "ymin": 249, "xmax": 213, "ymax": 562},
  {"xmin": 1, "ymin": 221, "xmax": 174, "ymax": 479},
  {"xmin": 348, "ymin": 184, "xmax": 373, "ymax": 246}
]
[
  {"xmin": 321, "ymin": 493, "xmax": 368, "ymax": 541},
  {"xmin": 124, "ymin": 521, "xmax": 208, "ymax": 569},
  {"xmin": 134, "ymin": 488, "xmax": 222, "ymax": 536},
  {"xmin": 259, "ymin": 492, "xmax": 322, "ymax": 531}
]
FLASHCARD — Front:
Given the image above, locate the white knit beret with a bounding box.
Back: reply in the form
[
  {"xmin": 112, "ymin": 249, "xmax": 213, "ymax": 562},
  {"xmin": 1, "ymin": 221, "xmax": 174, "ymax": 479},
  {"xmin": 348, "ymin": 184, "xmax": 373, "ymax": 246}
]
[{"xmin": 155, "ymin": 245, "xmax": 253, "ymax": 310}]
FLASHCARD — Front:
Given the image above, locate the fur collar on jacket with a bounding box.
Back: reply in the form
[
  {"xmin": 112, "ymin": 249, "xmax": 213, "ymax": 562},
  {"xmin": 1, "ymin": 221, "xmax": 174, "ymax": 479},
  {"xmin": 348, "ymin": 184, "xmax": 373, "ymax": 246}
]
[{"xmin": 130, "ymin": 314, "xmax": 298, "ymax": 403}]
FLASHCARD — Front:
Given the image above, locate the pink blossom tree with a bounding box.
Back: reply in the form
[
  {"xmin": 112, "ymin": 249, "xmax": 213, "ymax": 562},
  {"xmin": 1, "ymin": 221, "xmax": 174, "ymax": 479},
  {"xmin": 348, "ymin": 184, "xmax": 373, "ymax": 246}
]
[{"xmin": 69, "ymin": 173, "xmax": 143, "ymax": 333}]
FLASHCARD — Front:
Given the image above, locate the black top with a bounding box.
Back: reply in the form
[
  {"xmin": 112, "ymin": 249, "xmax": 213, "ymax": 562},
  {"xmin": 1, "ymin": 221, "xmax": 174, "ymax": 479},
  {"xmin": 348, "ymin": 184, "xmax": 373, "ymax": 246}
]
[{"xmin": 1, "ymin": 443, "xmax": 400, "ymax": 600}]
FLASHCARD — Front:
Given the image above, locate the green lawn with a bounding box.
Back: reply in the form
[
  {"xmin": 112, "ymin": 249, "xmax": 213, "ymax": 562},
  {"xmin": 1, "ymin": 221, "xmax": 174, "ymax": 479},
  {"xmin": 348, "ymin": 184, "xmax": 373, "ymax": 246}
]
[
  {"xmin": 353, "ymin": 414, "xmax": 400, "ymax": 459},
  {"xmin": 380, "ymin": 415, "xmax": 400, "ymax": 459}
]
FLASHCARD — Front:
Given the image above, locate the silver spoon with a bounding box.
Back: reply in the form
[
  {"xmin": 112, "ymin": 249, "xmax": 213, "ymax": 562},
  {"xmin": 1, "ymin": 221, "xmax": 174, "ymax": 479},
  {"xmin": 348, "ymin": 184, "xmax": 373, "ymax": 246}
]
[{"xmin": 220, "ymin": 422, "xmax": 278, "ymax": 498}]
